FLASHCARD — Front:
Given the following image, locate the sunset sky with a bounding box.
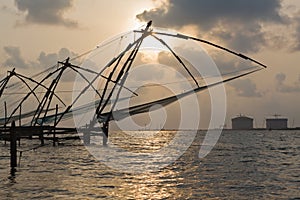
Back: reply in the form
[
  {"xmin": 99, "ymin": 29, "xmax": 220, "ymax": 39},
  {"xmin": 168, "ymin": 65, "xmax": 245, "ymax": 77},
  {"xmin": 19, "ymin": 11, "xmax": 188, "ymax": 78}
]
[{"xmin": 0, "ymin": 0, "xmax": 300, "ymax": 128}]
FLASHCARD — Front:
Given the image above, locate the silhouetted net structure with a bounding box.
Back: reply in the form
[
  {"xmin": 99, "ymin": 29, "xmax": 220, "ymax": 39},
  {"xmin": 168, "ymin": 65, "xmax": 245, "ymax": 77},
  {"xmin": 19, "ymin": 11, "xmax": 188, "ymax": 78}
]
[{"xmin": 0, "ymin": 22, "xmax": 266, "ymax": 131}]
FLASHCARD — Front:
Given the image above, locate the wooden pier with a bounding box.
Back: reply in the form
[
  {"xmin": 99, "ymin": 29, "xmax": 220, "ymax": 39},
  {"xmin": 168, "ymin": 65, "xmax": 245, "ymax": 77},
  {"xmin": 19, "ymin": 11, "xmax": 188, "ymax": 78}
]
[{"xmin": 0, "ymin": 121, "xmax": 106, "ymax": 172}]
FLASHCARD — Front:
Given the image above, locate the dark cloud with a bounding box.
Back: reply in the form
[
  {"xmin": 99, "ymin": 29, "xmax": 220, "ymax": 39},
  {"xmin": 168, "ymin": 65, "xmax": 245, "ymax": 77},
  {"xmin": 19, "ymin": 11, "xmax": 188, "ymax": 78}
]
[
  {"xmin": 3, "ymin": 46, "xmax": 77, "ymax": 70},
  {"xmin": 2, "ymin": 47, "xmax": 79, "ymax": 83},
  {"xmin": 33, "ymin": 48, "xmax": 78, "ymax": 82},
  {"xmin": 230, "ymin": 78, "xmax": 262, "ymax": 97},
  {"xmin": 15, "ymin": 0, "xmax": 77, "ymax": 27},
  {"xmin": 137, "ymin": 0, "xmax": 285, "ymax": 53},
  {"xmin": 35, "ymin": 48, "xmax": 77, "ymax": 68},
  {"xmin": 223, "ymin": 25, "xmax": 265, "ymax": 53},
  {"xmin": 3, "ymin": 46, "xmax": 28, "ymax": 68},
  {"xmin": 275, "ymin": 73, "xmax": 300, "ymax": 93},
  {"xmin": 208, "ymin": 47, "xmax": 261, "ymax": 78},
  {"xmin": 137, "ymin": 0, "xmax": 283, "ymax": 28}
]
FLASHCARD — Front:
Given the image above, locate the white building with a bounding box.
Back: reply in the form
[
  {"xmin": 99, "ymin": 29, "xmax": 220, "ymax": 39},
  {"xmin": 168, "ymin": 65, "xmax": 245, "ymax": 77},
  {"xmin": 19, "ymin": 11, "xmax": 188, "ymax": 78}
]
[
  {"xmin": 231, "ymin": 115, "xmax": 253, "ymax": 130},
  {"xmin": 266, "ymin": 118, "xmax": 288, "ymax": 130}
]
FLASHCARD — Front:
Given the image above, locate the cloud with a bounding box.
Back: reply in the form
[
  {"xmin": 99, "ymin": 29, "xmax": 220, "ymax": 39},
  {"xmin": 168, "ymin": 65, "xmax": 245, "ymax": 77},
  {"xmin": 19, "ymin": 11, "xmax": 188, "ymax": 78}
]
[
  {"xmin": 35, "ymin": 48, "xmax": 77, "ymax": 68},
  {"xmin": 2, "ymin": 46, "xmax": 77, "ymax": 70},
  {"xmin": 137, "ymin": 0, "xmax": 286, "ymax": 53},
  {"xmin": 15, "ymin": 0, "xmax": 77, "ymax": 27},
  {"xmin": 230, "ymin": 78, "xmax": 262, "ymax": 97},
  {"xmin": 211, "ymin": 50, "xmax": 258, "ymax": 75},
  {"xmin": 137, "ymin": 0, "xmax": 283, "ymax": 28},
  {"xmin": 3, "ymin": 46, "xmax": 28, "ymax": 68},
  {"xmin": 32, "ymin": 48, "xmax": 79, "ymax": 82},
  {"xmin": 2, "ymin": 47, "xmax": 79, "ymax": 83},
  {"xmin": 292, "ymin": 14, "xmax": 300, "ymax": 51},
  {"xmin": 275, "ymin": 73, "xmax": 300, "ymax": 93}
]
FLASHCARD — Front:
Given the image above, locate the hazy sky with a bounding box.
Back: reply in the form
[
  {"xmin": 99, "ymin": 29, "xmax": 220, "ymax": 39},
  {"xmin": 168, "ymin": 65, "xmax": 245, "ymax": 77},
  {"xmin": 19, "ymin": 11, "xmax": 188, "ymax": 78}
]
[{"xmin": 0, "ymin": 0, "xmax": 300, "ymax": 128}]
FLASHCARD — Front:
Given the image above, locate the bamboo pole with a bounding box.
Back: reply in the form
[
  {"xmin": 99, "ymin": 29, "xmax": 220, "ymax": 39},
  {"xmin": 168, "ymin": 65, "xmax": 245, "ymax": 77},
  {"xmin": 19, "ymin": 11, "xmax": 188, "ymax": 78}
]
[
  {"xmin": 4, "ymin": 101, "xmax": 7, "ymax": 128},
  {"xmin": 53, "ymin": 104, "xmax": 58, "ymax": 146},
  {"xmin": 10, "ymin": 121, "xmax": 17, "ymax": 170}
]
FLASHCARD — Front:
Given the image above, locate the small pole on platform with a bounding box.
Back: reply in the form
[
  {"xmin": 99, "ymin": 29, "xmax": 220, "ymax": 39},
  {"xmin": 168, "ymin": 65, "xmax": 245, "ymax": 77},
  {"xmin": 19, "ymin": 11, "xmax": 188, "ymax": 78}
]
[
  {"xmin": 10, "ymin": 121, "xmax": 17, "ymax": 170},
  {"xmin": 39, "ymin": 129, "xmax": 44, "ymax": 145},
  {"xmin": 53, "ymin": 104, "xmax": 58, "ymax": 146},
  {"xmin": 83, "ymin": 123, "xmax": 90, "ymax": 145},
  {"xmin": 3, "ymin": 102, "xmax": 7, "ymax": 145},
  {"xmin": 18, "ymin": 104, "xmax": 21, "ymax": 146},
  {"xmin": 19, "ymin": 104, "xmax": 22, "ymax": 126},
  {"xmin": 4, "ymin": 102, "xmax": 7, "ymax": 145},
  {"xmin": 4, "ymin": 101, "xmax": 7, "ymax": 128},
  {"xmin": 102, "ymin": 122, "xmax": 109, "ymax": 146}
]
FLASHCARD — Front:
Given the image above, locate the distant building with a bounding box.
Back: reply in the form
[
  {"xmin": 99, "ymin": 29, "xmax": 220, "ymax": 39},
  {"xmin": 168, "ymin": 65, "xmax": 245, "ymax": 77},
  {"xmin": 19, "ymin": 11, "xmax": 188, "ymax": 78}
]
[
  {"xmin": 232, "ymin": 115, "xmax": 253, "ymax": 130},
  {"xmin": 266, "ymin": 118, "xmax": 288, "ymax": 130}
]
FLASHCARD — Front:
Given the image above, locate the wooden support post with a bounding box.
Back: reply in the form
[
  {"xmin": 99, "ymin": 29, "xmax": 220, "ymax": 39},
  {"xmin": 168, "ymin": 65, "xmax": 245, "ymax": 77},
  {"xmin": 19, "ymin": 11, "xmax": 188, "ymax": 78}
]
[
  {"xmin": 83, "ymin": 123, "xmax": 90, "ymax": 145},
  {"xmin": 103, "ymin": 133, "xmax": 108, "ymax": 146},
  {"xmin": 18, "ymin": 105, "xmax": 21, "ymax": 147},
  {"xmin": 19, "ymin": 104, "xmax": 22, "ymax": 126},
  {"xmin": 83, "ymin": 131, "xmax": 90, "ymax": 145},
  {"xmin": 102, "ymin": 122, "xmax": 108, "ymax": 146},
  {"xmin": 4, "ymin": 102, "xmax": 7, "ymax": 145},
  {"xmin": 4, "ymin": 101, "xmax": 7, "ymax": 128},
  {"xmin": 40, "ymin": 129, "xmax": 44, "ymax": 145},
  {"xmin": 10, "ymin": 121, "xmax": 17, "ymax": 170},
  {"xmin": 53, "ymin": 131, "xmax": 56, "ymax": 147},
  {"xmin": 53, "ymin": 104, "xmax": 58, "ymax": 147}
]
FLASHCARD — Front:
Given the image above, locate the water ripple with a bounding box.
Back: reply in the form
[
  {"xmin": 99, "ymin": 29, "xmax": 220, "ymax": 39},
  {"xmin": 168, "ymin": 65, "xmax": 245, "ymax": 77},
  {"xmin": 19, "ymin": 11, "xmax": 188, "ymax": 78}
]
[{"xmin": 0, "ymin": 130, "xmax": 299, "ymax": 199}]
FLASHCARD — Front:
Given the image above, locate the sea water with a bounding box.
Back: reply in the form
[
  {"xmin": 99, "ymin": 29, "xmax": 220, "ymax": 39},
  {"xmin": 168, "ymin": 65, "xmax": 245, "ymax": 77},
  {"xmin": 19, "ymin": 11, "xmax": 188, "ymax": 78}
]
[{"xmin": 0, "ymin": 130, "xmax": 299, "ymax": 199}]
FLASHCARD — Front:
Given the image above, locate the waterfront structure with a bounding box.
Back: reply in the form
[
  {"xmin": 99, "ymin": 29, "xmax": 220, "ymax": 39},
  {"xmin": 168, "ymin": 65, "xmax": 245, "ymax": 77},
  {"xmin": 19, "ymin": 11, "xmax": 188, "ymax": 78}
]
[
  {"xmin": 231, "ymin": 115, "xmax": 253, "ymax": 130},
  {"xmin": 266, "ymin": 117, "xmax": 288, "ymax": 130}
]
